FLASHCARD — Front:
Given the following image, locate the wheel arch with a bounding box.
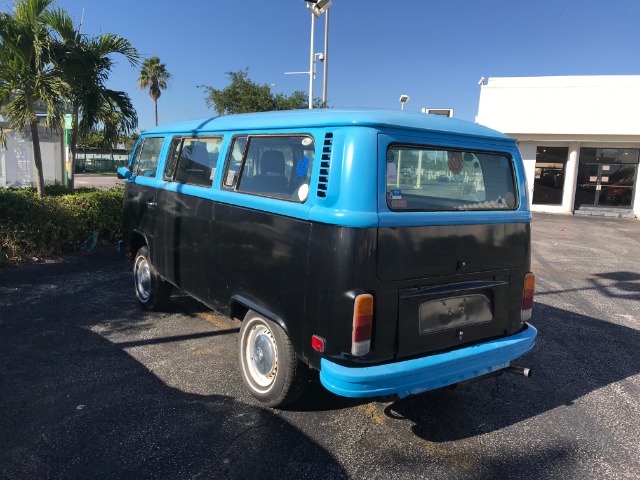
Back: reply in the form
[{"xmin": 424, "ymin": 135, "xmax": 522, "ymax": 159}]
[
  {"xmin": 129, "ymin": 230, "xmax": 149, "ymax": 259},
  {"xmin": 231, "ymin": 295, "xmax": 291, "ymax": 340}
]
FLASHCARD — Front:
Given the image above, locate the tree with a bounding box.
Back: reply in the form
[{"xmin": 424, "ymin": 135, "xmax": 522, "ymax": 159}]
[
  {"xmin": 201, "ymin": 68, "xmax": 315, "ymax": 115},
  {"xmin": 137, "ymin": 56, "xmax": 170, "ymax": 126},
  {"xmin": 0, "ymin": 0, "xmax": 66, "ymax": 197},
  {"xmin": 122, "ymin": 132, "xmax": 139, "ymax": 152},
  {"xmin": 46, "ymin": 8, "xmax": 139, "ymax": 192}
]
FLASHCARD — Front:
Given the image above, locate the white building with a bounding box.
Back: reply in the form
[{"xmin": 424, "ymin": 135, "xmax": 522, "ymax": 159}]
[
  {"xmin": 0, "ymin": 116, "xmax": 65, "ymax": 188},
  {"xmin": 476, "ymin": 76, "xmax": 640, "ymax": 218}
]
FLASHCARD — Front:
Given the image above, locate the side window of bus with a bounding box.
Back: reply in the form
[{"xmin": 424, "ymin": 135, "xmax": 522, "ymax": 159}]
[
  {"xmin": 131, "ymin": 137, "xmax": 164, "ymax": 177},
  {"xmin": 163, "ymin": 136, "xmax": 182, "ymax": 180},
  {"xmin": 223, "ymin": 136, "xmax": 248, "ymax": 188},
  {"xmin": 224, "ymin": 135, "xmax": 314, "ymax": 202},
  {"xmin": 173, "ymin": 136, "xmax": 223, "ymax": 187}
]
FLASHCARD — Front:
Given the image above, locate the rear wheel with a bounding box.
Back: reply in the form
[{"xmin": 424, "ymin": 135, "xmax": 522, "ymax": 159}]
[
  {"xmin": 239, "ymin": 310, "xmax": 308, "ymax": 407},
  {"xmin": 133, "ymin": 246, "xmax": 171, "ymax": 310}
]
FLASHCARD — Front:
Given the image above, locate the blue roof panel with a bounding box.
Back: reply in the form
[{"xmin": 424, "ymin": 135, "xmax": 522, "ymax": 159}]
[{"xmin": 142, "ymin": 109, "xmax": 512, "ymax": 142}]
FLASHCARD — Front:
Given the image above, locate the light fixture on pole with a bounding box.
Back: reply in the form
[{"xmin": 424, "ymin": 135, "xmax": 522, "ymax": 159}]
[
  {"xmin": 287, "ymin": 1, "xmax": 333, "ymax": 109},
  {"xmin": 306, "ymin": 0, "xmax": 332, "ymax": 16},
  {"xmin": 399, "ymin": 94, "xmax": 410, "ymax": 110}
]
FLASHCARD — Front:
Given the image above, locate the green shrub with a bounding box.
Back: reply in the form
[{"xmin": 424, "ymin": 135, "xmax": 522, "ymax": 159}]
[{"xmin": 0, "ymin": 186, "xmax": 124, "ymax": 265}]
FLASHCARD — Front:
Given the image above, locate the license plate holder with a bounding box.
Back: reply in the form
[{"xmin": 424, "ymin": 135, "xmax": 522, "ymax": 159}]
[{"xmin": 419, "ymin": 294, "xmax": 492, "ymax": 335}]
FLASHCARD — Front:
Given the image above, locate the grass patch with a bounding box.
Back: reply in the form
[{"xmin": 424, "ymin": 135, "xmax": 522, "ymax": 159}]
[{"xmin": 0, "ymin": 186, "xmax": 124, "ymax": 265}]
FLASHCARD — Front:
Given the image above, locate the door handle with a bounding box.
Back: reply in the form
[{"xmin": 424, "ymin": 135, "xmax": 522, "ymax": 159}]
[{"xmin": 146, "ymin": 201, "xmax": 157, "ymax": 208}]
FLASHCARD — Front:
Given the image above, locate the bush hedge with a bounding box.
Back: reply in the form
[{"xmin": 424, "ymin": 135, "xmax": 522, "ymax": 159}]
[{"xmin": 0, "ymin": 186, "xmax": 124, "ymax": 265}]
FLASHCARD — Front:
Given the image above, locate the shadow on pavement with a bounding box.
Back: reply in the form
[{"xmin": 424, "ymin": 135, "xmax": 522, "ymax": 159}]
[
  {"xmin": 3, "ymin": 249, "xmax": 640, "ymax": 478},
  {"xmin": 382, "ymin": 301, "xmax": 640, "ymax": 443},
  {"xmin": 0, "ymin": 251, "xmax": 347, "ymax": 480}
]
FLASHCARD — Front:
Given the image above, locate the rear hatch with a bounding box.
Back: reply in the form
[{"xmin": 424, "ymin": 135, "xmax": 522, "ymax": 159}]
[
  {"xmin": 379, "ymin": 142, "xmax": 529, "ymax": 359},
  {"xmin": 378, "ymin": 222, "xmax": 528, "ymax": 359}
]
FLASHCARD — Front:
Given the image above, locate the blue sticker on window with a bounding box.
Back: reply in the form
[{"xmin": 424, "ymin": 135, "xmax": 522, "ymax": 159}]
[{"xmin": 296, "ymin": 156, "xmax": 310, "ymax": 177}]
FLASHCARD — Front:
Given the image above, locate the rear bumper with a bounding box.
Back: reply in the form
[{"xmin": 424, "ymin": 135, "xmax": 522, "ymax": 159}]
[{"xmin": 320, "ymin": 323, "xmax": 537, "ymax": 399}]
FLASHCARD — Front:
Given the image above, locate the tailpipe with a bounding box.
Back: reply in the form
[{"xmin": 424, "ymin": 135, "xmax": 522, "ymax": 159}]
[{"xmin": 505, "ymin": 365, "xmax": 532, "ymax": 378}]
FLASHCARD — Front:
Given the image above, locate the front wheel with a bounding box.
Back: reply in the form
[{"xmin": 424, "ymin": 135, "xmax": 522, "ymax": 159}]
[
  {"xmin": 239, "ymin": 310, "xmax": 309, "ymax": 408},
  {"xmin": 133, "ymin": 246, "xmax": 171, "ymax": 311}
]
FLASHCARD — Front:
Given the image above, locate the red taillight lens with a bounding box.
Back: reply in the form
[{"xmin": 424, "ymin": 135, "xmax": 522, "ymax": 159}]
[
  {"xmin": 352, "ymin": 294, "xmax": 373, "ymax": 356},
  {"xmin": 522, "ymin": 272, "xmax": 535, "ymax": 321},
  {"xmin": 353, "ymin": 316, "xmax": 372, "ymax": 343},
  {"xmin": 311, "ymin": 335, "xmax": 325, "ymax": 353}
]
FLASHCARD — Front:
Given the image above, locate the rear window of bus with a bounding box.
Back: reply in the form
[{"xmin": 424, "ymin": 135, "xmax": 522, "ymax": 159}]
[{"xmin": 386, "ymin": 145, "xmax": 518, "ymax": 211}]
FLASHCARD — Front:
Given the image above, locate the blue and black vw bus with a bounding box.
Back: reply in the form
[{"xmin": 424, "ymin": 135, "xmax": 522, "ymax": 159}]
[{"xmin": 118, "ymin": 109, "xmax": 537, "ymax": 407}]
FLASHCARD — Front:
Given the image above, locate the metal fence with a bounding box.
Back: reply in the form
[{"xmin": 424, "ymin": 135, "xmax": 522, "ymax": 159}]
[{"xmin": 75, "ymin": 157, "xmax": 129, "ymax": 174}]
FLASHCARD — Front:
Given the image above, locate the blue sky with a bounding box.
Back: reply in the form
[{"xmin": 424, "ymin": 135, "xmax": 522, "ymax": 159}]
[{"xmin": 21, "ymin": 0, "xmax": 640, "ymax": 131}]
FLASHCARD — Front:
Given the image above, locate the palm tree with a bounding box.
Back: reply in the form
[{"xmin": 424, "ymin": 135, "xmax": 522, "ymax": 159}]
[
  {"xmin": 138, "ymin": 56, "xmax": 170, "ymax": 126},
  {"xmin": 45, "ymin": 8, "xmax": 139, "ymax": 192},
  {"xmin": 0, "ymin": 0, "xmax": 66, "ymax": 197}
]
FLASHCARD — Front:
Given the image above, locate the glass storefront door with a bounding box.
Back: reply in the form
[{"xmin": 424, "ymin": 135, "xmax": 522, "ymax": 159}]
[{"xmin": 576, "ymin": 148, "xmax": 638, "ymax": 208}]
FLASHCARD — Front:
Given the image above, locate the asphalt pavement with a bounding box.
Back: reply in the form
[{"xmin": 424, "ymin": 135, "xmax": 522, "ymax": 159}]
[
  {"xmin": 74, "ymin": 174, "xmax": 122, "ymax": 190},
  {"xmin": 0, "ymin": 213, "xmax": 639, "ymax": 479}
]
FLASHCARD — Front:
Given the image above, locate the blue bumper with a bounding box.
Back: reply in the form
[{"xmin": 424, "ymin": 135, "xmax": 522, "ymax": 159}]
[{"xmin": 320, "ymin": 323, "xmax": 537, "ymax": 399}]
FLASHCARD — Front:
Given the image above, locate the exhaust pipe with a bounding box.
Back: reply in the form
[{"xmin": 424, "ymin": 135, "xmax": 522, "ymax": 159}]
[{"xmin": 505, "ymin": 365, "xmax": 532, "ymax": 378}]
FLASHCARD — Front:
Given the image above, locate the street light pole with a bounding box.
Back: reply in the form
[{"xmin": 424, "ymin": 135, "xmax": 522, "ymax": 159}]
[
  {"xmin": 308, "ymin": 12, "xmax": 315, "ymax": 109},
  {"xmin": 322, "ymin": 9, "xmax": 329, "ymax": 107},
  {"xmin": 303, "ymin": 0, "xmax": 332, "ymax": 109}
]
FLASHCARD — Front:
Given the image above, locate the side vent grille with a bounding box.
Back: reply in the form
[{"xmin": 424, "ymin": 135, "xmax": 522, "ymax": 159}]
[{"xmin": 317, "ymin": 132, "xmax": 333, "ymax": 198}]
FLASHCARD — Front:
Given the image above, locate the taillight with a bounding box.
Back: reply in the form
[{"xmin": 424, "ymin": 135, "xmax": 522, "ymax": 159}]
[
  {"xmin": 521, "ymin": 272, "xmax": 535, "ymax": 321},
  {"xmin": 352, "ymin": 294, "xmax": 373, "ymax": 356}
]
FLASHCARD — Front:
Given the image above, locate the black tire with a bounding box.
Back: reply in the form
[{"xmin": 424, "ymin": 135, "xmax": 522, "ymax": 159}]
[
  {"xmin": 238, "ymin": 310, "xmax": 309, "ymax": 408},
  {"xmin": 133, "ymin": 246, "xmax": 172, "ymax": 311}
]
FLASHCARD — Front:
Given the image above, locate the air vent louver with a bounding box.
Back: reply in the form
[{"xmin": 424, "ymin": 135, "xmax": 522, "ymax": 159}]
[{"xmin": 317, "ymin": 132, "xmax": 333, "ymax": 198}]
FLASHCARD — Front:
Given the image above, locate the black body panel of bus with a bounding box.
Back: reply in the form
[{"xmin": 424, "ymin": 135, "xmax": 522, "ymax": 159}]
[
  {"xmin": 123, "ymin": 182, "xmax": 530, "ymax": 372},
  {"xmin": 150, "ymin": 189, "xmax": 311, "ymax": 353},
  {"xmin": 303, "ymin": 224, "xmax": 397, "ymax": 368},
  {"xmin": 377, "ymin": 223, "xmax": 528, "ymax": 282},
  {"xmin": 303, "ymin": 222, "xmax": 530, "ymax": 367},
  {"xmin": 377, "ymin": 222, "xmax": 530, "ymax": 359},
  {"xmin": 122, "ymin": 182, "xmax": 157, "ymax": 250}
]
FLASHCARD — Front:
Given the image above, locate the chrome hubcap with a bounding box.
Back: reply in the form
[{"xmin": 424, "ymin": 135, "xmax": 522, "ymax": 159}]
[
  {"xmin": 135, "ymin": 257, "xmax": 151, "ymax": 301},
  {"xmin": 244, "ymin": 322, "xmax": 278, "ymax": 390},
  {"xmin": 253, "ymin": 333, "xmax": 275, "ymax": 376}
]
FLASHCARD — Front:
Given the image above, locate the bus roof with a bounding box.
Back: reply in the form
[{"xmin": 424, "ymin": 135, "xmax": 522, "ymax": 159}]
[{"xmin": 142, "ymin": 109, "xmax": 512, "ymax": 142}]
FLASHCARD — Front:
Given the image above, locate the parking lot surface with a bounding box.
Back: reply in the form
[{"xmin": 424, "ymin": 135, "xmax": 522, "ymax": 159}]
[{"xmin": 1, "ymin": 213, "xmax": 639, "ymax": 479}]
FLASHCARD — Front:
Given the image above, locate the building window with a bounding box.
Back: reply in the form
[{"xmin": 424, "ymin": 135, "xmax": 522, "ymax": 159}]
[
  {"xmin": 576, "ymin": 148, "xmax": 638, "ymax": 208},
  {"xmin": 579, "ymin": 148, "xmax": 640, "ymax": 164},
  {"xmin": 533, "ymin": 147, "xmax": 568, "ymax": 205}
]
